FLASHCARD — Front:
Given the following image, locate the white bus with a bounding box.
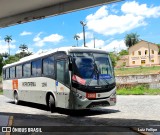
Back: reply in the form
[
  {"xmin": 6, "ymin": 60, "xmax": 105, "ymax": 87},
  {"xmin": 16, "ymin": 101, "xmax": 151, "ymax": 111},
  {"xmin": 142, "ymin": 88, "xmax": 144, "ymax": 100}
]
[{"xmin": 2, "ymin": 47, "xmax": 116, "ymax": 112}]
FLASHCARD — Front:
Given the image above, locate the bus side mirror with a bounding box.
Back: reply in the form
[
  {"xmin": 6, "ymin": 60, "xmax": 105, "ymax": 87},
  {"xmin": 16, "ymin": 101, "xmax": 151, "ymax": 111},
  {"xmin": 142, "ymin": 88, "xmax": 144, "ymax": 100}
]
[{"xmin": 69, "ymin": 63, "xmax": 72, "ymax": 71}]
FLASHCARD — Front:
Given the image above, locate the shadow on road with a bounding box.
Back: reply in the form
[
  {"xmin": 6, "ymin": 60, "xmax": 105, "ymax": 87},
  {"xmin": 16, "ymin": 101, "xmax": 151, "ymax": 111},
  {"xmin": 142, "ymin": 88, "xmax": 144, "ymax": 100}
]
[
  {"xmin": 0, "ymin": 111, "xmax": 160, "ymax": 127},
  {"xmin": 8, "ymin": 101, "xmax": 120, "ymax": 116}
]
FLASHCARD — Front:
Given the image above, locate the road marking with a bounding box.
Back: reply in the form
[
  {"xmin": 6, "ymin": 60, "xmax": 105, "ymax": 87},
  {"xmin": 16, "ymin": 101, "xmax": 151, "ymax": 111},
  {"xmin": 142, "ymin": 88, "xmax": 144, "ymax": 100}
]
[{"xmin": 5, "ymin": 116, "xmax": 13, "ymax": 135}]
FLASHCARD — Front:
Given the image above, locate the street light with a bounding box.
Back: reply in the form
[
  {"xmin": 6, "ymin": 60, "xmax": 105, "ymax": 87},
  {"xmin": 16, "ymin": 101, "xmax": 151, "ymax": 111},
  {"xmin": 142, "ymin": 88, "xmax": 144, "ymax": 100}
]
[{"xmin": 80, "ymin": 21, "xmax": 86, "ymax": 47}]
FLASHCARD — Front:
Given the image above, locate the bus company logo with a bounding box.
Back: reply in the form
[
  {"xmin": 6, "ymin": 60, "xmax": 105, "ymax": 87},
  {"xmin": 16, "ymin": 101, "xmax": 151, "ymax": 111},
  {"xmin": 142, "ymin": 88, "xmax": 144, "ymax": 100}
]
[{"xmin": 22, "ymin": 82, "xmax": 36, "ymax": 87}]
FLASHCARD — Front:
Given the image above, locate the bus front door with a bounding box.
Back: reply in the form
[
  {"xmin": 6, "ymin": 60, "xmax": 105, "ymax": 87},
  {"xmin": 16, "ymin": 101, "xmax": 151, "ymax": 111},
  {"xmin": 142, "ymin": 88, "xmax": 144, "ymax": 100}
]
[{"xmin": 56, "ymin": 59, "xmax": 70, "ymax": 108}]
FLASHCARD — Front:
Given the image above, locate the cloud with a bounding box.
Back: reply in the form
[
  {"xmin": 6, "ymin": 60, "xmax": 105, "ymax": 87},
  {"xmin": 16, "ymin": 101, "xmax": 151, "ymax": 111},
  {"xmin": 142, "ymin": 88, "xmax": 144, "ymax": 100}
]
[
  {"xmin": 20, "ymin": 31, "xmax": 32, "ymax": 36},
  {"xmin": 33, "ymin": 33, "xmax": 64, "ymax": 47},
  {"xmin": 85, "ymin": 39, "xmax": 105, "ymax": 48},
  {"xmin": 86, "ymin": 6, "xmax": 108, "ymax": 21},
  {"xmin": 103, "ymin": 40, "xmax": 127, "ymax": 52},
  {"xmin": 121, "ymin": 1, "xmax": 160, "ymax": 18},
  {"xmin": 86, "ymin": 1, "xmax": 160, "ymax": 36},
  {"xmin": 83, "ymin": 38, "xmax": 127, "ymax": 52},
  {"xmin": 76, "ymin": 32, "xmax": 93, "ymax": 40},
  {"xmin": 0, "ymin": 40, "xmax": 16, "ymax": 54},
  {"xmin": 33, "ymin": 32, "xmax": 43, "ymax": 42}
]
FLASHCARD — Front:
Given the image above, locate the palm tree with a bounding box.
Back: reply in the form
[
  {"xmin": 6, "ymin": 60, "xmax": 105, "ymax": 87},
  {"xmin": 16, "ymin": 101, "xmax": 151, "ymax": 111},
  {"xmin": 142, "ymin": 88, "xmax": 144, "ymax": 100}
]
[
  {"xmin": 19, "ymin": 44, "xmax": 28, "ymax": 57},
  {"xmin": 125, "ymin": 33, "xmax": 139, "ymax": 48},
  {"xmin": 74, "ymin": 34, "xmax": 80, "ymax": 47},
  {"xmin": 2, "ymin": 52, "xmax": 9, "ymax": 59},
  {"xmin": 4, "ymin": 35, "xmax": 12, "ymax": 56}
]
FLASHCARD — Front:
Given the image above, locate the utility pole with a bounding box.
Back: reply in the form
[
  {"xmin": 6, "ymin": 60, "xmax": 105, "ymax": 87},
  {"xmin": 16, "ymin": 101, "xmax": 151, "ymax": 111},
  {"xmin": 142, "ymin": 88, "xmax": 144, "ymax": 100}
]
[
  {"xmin": 93, "ymin": 36, "xmax": 95, "ymax": 48},
  {"xmin": 80, "ymin": 21, "xmax": 86, "ymax": 47}
]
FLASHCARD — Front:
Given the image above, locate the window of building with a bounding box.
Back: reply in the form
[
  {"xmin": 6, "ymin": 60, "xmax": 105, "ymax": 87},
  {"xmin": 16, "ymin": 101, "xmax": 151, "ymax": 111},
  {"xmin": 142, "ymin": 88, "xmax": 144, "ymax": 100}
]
[
  {"xmin": 132, "ymin": 61, "xmax": 135, "ymax": 64},
  {"xmin": 132, "ymin": 52, "xmax": 134, "ymax": 56},
  {"xmin": 43, "ymin": 56, "xmax": 54, "ymax": 76},
  {"xmin": 32, "ymin": 59, "xmax": 42, "ymax": 77},
  {"xmin": 145, "ymin": 50, "xmax": 148, "ymax": 55},
  {"xmin": 138, "ymin": 51, "xmax": 141, "ymax": 55},
  {"xmin": 141, "ymin": 60, "xmax": 145, "ymax": 65},
  {"xmin": 152, "ymin": 50, "xmax": 154, "ymax": 54},
  {"xmin": 16, "ymin": 65, "xmax": 22, "ymax": 78},
  {"xmin": 151, "ymin": 59, "xmax": 154, "ymax": 63},
  {"xmin": 23, "ymin": 62, "xmax": 31, "ymax": 77},
  {"xmin": 10, "ymin": 67, "xmax": 15, "ymax": 79}
]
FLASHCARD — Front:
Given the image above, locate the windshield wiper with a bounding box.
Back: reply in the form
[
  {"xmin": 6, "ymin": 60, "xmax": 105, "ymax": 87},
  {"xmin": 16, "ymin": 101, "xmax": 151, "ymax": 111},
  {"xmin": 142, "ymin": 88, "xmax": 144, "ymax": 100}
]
[{"xmin": 85, "ymin": 63, "xmax": 99, "ymax": 86}]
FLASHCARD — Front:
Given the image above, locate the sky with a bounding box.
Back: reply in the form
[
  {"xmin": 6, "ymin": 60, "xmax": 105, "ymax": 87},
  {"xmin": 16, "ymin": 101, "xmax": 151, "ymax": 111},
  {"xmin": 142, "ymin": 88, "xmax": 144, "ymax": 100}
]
[{"xmin": 0, "ymin": 0, "xmax": 160, "ymax": 55}]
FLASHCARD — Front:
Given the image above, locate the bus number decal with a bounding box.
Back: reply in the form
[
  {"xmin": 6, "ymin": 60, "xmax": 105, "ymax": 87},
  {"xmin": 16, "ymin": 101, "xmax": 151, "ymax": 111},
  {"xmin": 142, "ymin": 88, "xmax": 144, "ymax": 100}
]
[{"xmin": 42, "ymin": 82, "xmax": 47, "ymax": 87}]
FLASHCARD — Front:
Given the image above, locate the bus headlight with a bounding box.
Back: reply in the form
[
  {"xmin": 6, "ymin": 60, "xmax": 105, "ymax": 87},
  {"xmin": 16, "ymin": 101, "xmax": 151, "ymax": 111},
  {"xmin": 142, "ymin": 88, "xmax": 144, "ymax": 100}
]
[
  {"xmin": 110, "ymin": 91, "xmax": 116, "ymax": 102},
  {"xmin": 75, "ymin": 93, "xmax": 86, "ymax": 100}
]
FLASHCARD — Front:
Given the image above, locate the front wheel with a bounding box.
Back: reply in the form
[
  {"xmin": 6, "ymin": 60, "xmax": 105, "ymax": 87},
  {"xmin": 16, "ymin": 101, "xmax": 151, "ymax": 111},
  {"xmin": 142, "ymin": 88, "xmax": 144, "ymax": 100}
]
[
  {"xmin": 14, "ymin": 92, "xmax": 19, "ymax": 105},
  {"xmin": 48, "ymin": 95, "xmax": 56, "ymax": 113}
]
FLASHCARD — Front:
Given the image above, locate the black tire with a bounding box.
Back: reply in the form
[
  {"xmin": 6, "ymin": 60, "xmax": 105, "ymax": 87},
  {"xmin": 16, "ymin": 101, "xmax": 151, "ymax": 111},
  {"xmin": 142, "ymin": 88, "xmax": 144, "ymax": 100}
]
[
  {"xmin": 48, "ymin": 95, "xmax": 55, "ymax": 113},
  {"xmin": 14, "ymin": 92, "xmax": 19, "ymax": 105}
]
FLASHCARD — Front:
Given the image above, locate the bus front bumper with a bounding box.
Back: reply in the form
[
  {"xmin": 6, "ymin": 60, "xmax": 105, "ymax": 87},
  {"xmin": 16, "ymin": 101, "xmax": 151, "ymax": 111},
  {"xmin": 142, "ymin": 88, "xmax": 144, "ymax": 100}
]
[{"xmin": 72, "ymin": 91, "xmax": 116, "ymax": 110}]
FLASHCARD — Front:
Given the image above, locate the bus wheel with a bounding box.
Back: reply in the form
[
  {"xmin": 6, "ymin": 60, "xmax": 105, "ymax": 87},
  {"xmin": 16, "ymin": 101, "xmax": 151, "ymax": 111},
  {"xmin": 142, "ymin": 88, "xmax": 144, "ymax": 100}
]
[
  {"xmin": 48, "ymin": 95, "xmax": 55, "ymax": 113},
  {"xmin": 14, "ymin": 92, "xmax": 19, "ymax": 105}
]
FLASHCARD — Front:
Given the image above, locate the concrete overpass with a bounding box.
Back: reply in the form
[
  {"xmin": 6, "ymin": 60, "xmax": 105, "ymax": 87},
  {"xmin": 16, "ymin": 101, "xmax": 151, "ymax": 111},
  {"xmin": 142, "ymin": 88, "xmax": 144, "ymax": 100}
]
[{"xmin": 0, "ymin": 0, "xmax": 120, "ymax": 28}]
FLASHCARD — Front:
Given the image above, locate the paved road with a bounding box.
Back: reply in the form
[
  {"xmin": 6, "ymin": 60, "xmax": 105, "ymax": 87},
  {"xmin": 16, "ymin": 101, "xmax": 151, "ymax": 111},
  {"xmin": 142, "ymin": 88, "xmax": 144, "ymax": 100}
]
[{"xmin": 0, "ymin": 95, "xmax": 160, "ymax": 135}]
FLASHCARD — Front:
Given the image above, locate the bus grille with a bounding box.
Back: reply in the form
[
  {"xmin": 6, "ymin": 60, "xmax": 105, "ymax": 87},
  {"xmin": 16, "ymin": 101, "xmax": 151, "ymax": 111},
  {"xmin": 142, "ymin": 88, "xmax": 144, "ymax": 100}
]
[{"xmin": 86, "ymin": 101, "xmax": 110, "ymax": 108}]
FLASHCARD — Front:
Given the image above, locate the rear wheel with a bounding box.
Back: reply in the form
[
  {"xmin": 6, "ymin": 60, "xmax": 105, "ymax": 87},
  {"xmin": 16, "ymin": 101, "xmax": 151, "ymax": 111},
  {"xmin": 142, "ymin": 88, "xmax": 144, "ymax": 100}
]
[
  {"xmin": 48, "ymin": 95, "xmax": 56, "ymax": 113},
  {"xmin": 14, "ymin": 92, "xmax": 19, "ymax": 105}
]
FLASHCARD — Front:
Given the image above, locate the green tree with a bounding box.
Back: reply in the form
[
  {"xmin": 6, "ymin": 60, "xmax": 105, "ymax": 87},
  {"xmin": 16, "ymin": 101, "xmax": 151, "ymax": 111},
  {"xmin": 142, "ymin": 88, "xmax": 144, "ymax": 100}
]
[
  {"xmin": 4, "ymin": 35, "xmax": 12, "ymax": 56},
  {"xmin": 157, "ymin": 44, "xmax": 160, "ymax": 54},
  {"xmin": 0, "ymin": 55, "xmax": 4, "ymax": 75},
  {"xmin": 1, "ymin": 52, "xmax": 9, "ymax": 59},
  {"xmin": 74, "ymin": 34, "xmax": 80, "ymax": 47},
  {"xmin": 109, "ymin": 52, "xmax": 119, "ymax": 67},
  {"xmin": 125, "ymin": 33, "xmax": 139, "ymax": 48},
  {"xmin": 119, "ymin": 49, "xmax": 128, "ymax": 56},
  {"xmin": 3, "ymin": 55, "xmax": 20, "ymax": 65},
  {"xmin": 19, "ymin": 44, "xmax": 28, "ymax": 57}
]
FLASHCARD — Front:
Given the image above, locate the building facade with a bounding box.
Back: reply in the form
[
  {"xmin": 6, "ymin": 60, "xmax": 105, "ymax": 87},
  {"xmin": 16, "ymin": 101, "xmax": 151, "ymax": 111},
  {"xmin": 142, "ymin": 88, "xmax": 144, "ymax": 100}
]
[{"xmin": 117, "ymin": 40, "xmax": 160, "ymax": 67}]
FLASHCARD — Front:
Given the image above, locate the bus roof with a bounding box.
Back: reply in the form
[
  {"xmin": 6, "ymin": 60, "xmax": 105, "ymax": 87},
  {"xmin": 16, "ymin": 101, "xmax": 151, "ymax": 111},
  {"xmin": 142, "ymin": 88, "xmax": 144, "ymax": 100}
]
[{"xmin": 3, "ymin": 47, "xmax": 108, "ymax": 68}]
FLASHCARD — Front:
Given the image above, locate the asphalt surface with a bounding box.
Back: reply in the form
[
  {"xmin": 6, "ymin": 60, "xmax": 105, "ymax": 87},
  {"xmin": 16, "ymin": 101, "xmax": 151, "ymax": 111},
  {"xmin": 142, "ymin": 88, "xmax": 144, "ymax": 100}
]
[{"xmin": 0, "ymin": 95, "xmax": 160, "ymax": 135}]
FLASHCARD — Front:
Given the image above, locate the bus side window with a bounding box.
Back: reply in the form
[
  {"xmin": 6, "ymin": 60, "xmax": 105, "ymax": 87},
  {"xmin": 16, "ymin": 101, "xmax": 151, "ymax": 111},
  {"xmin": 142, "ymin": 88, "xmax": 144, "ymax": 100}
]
[
  {"xmin": 65, "ymin": 62, "xmax": 70, "ymax": 86},
  {"xmin": 16, "ymin": 65, "xmax": 22, "ymax": 78},
  {"xmin": 10, "ymin": 67, "xmax": 15, "ymax": 79},
  {"xmin": 56, "ymin": 61, "xmax": 65, "ymax": 84},
  {"xmin": 6, "ymin": 68, "xmax": 10, "ymax": 79},
  {"xmin": 56, "ymin": 60, "xmax": 70, "ymax": 87},
  {"xmin": 43, "ymin": 56, "xmax": 54, "ymax": 76},
  {"xmin": 23, "ymin": 62, "xmax": 31, "ymax": 77},
  {"xmin": 32, "ymin": 59, "xmax": 42, "ymax": 77},
  {"xmin": 3, "ymin": 69, "xmax": 6, "ymax": 79}
]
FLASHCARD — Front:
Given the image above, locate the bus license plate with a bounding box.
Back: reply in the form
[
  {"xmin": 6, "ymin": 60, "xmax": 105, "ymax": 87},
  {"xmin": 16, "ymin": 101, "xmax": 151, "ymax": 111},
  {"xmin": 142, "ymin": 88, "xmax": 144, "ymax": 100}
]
[{"xmin": 86, "ymin": 93, "xmax": 96, "ymax": 99}]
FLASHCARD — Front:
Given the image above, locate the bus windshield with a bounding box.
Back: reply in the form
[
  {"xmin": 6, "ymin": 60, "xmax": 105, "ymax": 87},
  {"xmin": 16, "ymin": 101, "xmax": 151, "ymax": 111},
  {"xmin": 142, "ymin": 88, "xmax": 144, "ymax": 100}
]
[{"xmin": 71, "ymin": 52, "xmax": 115, "ymax": 86}]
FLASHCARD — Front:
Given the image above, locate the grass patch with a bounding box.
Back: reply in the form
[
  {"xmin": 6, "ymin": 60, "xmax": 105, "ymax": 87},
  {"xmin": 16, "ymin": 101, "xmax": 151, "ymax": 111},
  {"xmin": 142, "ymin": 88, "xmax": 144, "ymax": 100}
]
[
  {"xmin": 117, "ymin": 85, "xmax": 160, "ymax": 95},
  {"xmin": 115, "ymin": 66, "xmax": 160, "ymax": 76},
  {"xmin": 0, "ymin": 90, "xmax": 3, "ymax": 95}
]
